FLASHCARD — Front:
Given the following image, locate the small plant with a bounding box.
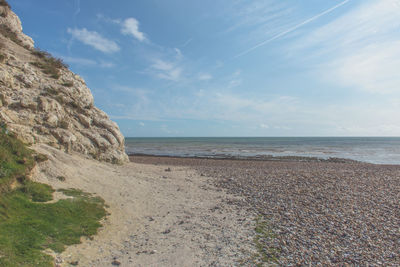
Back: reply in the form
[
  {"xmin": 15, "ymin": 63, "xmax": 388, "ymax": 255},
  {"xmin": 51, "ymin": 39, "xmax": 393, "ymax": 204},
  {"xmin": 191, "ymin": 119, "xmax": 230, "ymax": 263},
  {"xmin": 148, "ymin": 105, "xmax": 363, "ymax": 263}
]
[
  {"xmin": 0, "ymin": 0, "xmax": 10, "ymax": 17},
  {"xmin": 0, "ymin": 0, "xmax": 10, "ymax": 8},
  {"xmin": 55, "ymin": 95, "xmax": 65, "ymax": 104},
  {"xmin": 30, "ymin": 48, "xmax": 68, "ymax": 79},
  {"xmin": 68, "ymin": 101, "xmax": 79, "ymax": 110},
  {"xmin": 19, "ymin": 180, "xmax": 54, "ymax": 202},
  {"xmin": 58, "ymin": 119, "xmax": 69, "ymax": 129},
  {"xmin": 34, "ymin": 153, "xmax": 48, "ymax": 163},
  {"xmin": 39, "ymin": 86, "xmax": 59, "ymax": 97},
  {"xmin": 56, "ymin": 176, "xmax": 66, "ymax": 182},
  {"xmin": 0, "ymin": 53, "xmax": 6, "ymax": 63},
  {"xmin": 62, "ymin": 81, "xmax": 74, "ymax": 87},
  {"xmin": 250, "ymin": 215, "xmax": 280, "ymax": 266},
  {"xmin": 0, "ymin": 25, "xmax": 23, "ymax": 46}
]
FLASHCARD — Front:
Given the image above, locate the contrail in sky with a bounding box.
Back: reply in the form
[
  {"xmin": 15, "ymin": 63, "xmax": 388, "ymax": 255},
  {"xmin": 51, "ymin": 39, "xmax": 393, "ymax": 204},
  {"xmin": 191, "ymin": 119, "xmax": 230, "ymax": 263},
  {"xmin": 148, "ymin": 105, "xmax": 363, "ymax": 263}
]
[{"xmin": 233, "ymin": 0, "xmax": 350, "ymax": 58}]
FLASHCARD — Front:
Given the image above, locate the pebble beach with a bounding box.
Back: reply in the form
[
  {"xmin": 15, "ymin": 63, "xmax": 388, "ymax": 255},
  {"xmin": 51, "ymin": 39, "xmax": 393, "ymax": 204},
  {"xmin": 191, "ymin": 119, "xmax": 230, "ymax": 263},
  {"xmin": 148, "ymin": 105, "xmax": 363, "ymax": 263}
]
[{"xmin": 131, "ymin": 155, "xmax": 400, "ymax": 266}]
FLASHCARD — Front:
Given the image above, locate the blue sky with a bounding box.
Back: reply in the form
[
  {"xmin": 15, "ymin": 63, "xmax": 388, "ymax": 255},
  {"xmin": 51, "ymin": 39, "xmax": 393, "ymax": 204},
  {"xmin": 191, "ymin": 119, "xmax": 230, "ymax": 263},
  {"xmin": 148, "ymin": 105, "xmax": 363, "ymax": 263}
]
[{"xmin": 10, "ymin": 0, "xmax": 400, "ymax": 137}]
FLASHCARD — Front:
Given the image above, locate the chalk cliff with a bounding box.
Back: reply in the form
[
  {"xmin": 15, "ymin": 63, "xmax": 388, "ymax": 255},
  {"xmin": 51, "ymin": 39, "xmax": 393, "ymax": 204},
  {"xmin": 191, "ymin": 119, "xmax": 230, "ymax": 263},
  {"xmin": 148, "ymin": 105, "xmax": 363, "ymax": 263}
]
[{"xmin": 0, "ymin": 2, "xmax": 128, "ymax": 163}]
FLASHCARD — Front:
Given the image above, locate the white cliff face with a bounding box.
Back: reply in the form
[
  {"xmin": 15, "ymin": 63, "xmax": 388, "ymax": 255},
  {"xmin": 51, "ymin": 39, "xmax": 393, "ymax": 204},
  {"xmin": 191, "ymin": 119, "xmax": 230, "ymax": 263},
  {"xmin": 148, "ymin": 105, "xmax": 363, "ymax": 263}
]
[
  {"xmin": 0, "ymin": 5, "xmax": 34, "ymax": 49},
  {"xmin": 0, "ymin": 5, "xmax": 129, "ymax": 164}
]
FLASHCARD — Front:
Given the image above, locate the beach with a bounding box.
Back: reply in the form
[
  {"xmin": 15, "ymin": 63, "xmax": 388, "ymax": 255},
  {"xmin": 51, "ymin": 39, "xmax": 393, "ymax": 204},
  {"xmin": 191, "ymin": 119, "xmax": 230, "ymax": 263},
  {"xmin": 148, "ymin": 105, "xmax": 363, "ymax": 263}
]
[
  {"xmin": 32, "ymin": 144, "xmax": 257, "ymax": 267},
  {"xmin": 131, "ymin": 155, "xmax": 400, "ymax": 266},
  {"xmin": 31, "ymin": 144, "xmax": 400, "ymax": 266}
]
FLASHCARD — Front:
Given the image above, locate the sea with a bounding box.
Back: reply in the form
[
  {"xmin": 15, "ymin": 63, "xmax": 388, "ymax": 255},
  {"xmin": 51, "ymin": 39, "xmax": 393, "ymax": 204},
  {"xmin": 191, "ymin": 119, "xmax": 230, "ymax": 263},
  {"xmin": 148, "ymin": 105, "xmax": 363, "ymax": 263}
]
[{"xmin": 125, "ymin": 137, "xmax": 400, "ymax": 165}]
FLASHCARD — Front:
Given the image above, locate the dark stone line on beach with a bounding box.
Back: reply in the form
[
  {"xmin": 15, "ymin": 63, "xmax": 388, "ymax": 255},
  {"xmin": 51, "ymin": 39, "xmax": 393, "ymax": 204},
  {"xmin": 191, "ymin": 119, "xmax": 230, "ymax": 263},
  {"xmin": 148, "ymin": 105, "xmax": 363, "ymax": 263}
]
[{"xmin": 128, "ymin": 153, "xmax": 363, "ymax": 164}]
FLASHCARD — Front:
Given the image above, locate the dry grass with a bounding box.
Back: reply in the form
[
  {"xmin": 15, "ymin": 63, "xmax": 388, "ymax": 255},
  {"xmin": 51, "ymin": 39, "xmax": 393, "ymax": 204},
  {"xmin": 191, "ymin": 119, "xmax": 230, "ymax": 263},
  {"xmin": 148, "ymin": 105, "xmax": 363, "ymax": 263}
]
[
  {"xmin": 30, "ymin": 49, "xmax": 68, "ymax": 79},
  {"xmin": 0, "ymin": 25, "xmax": 23, "ymax": 46},
  {"xmin": 0, "ymin": 0, "xmax": 10, "ymax": 9}
]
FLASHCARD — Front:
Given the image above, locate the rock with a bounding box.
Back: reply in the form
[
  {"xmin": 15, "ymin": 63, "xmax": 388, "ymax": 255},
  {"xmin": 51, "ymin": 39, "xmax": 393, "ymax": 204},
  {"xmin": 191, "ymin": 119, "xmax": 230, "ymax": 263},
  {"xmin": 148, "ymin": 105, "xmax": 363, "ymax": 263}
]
[
  {"xmin": 111, "ymin": 260, "xmax": 121, "ymax": 266},
  {"xmin": 0, "ymin": 4, "xmax": 129, "ymax": 164},
  {"xmin": 0, "ymin": 6, "xmax": 34, "ymax": 48}
]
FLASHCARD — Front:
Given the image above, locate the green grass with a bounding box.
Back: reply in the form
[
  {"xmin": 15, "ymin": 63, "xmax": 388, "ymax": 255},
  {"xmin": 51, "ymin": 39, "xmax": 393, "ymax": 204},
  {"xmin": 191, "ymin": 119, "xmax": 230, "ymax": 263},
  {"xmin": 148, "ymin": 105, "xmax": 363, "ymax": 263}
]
[
  {"xmin": 0, "ymin": 124, "xmax": 35, "ymax": 193},
  {"xmin": 18, "ymin": 181, "xmax": 54, "ymax": 202},
  {"xmin": 251, "ymin": 215, "xmax": 280, "ymax": 266},
  {"xmin": 0, "ymin": 125, "xmax": 107, "ymax": 266},
  {"xmin": 0, "ymin": 185, "xmax": 107, "ymax": 266}
]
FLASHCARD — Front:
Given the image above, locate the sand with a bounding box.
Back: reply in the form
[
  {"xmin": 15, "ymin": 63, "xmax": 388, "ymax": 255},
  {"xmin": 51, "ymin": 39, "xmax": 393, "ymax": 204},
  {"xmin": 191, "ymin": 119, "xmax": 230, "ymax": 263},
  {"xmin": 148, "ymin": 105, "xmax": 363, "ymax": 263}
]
[{"xmin": 32, "ymin": 144, "xmax": 257, "ymax": 267}]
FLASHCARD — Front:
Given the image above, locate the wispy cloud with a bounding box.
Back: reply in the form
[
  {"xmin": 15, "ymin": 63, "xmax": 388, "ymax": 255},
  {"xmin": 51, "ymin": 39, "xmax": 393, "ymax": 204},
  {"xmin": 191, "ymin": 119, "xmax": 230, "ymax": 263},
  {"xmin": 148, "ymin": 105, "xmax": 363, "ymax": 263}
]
[
  {"xmin": 59, "ymin": 56, "xmax": 115, "ymax": 68},
  {"xmin": 234, "ymin": 0, "xmax": 350, "ymax": 58},
  {"xmin": 151, "ymin": 59, "xmax": 182, "ymax": 81},
  {"xmin": 96, "ymin": 13, "xmax": 121, "ymax": 24},
  {"xmin": 73, "ymin": 0, "xmax": 81, "ymax": 17},
  {"xmin": 121, "ymin": 18, "xmax": 146, "ymax": 41},
  {"xmin": 180, "ymin": 38, "xmax": 193, "ymax": 47},
  {"xmin": 61, "ymin": 56, "xmax": 96, "ymax": 66},
  {"xmin": 198, "ymin": 73, "xmax": 212, "ymax": 81},
  {"xmin": 99, "ymin": 61, "xmax": 115, "ymax": 68},
  {"xmin": 295, "ymin": 0, "xmax": 400, "ymax": 94},
  {"xmin": 67, "ymin": 28, "xmax": 120, "ymax": 53}
]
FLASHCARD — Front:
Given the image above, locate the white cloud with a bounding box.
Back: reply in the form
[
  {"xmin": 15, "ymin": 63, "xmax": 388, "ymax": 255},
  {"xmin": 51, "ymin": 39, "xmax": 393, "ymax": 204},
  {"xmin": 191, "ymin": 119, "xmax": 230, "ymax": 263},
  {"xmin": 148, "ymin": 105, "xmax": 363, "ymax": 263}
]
[
  {"xmin": 60, "ymin": 56, "xmax": 115, "ymax": 68},
  {"xmin": 61, "ymin": 56, "xmax": 96, "ymax": 66},
  {"xmin": 121, "ymin": 18, "xmax": 146, "ymax": 41},
  {"xmin": 198, "ymin": 73, "xmax": 212, "ymax": 81},
  {"xmin": 67, "ymin": 28, "xmax": 120, "ymax": 53},
  {"xmin": 294, "ymin": 0, "xmax": 400, "ymax": 94},
  {"xmin": 227, "ymin": 70, "xmax": 242, "ymax": 88},
  {"xmin": 139, "ymin": 122, "xmax": 145, "ymax": 127},
  {"xmin": 107, "ymin": 84, "xmax": 400, "ymax": 136},
  {"xmin": 326, "ymin": 41, "xmax": 400, "ymax": 93},
  {"xmin": 151, "ymin": 59, "xmax": 182, "ymax": 81},
  {"xmin": 99, "ymin": 61, "xmax": 115, "ymax": 68},
  {"xmin": 96, "ymin": 13, "xmax": 121, "ymax": 24}
]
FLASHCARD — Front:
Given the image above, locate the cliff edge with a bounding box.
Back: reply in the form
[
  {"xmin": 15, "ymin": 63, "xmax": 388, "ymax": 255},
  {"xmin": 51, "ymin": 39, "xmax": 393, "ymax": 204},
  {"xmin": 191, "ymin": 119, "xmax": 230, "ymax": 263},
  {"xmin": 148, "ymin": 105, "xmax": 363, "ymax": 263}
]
[{"xmin": 0, "ymin": 1, "xmax": 128, "ymax": 163}]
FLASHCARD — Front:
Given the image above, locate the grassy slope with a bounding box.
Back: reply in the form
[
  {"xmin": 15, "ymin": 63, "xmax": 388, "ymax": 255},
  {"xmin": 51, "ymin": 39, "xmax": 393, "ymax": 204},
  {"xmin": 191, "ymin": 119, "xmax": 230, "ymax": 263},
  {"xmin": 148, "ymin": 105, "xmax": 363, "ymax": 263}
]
[
  {"xmin": 0, "ymin": 125, "xmax": 35, "ymax": 193},
  {"xmin": 0, "ymin": 127, "xmax": 107, "ymax": 266}
]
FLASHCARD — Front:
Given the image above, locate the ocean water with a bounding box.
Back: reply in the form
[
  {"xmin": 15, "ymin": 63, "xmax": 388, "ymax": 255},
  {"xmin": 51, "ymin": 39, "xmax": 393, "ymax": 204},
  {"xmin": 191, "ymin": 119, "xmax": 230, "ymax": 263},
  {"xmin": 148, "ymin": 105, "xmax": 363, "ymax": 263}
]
[{"xmin": 125, "ymin": 137, "xmax": 400, "ymax": 165}]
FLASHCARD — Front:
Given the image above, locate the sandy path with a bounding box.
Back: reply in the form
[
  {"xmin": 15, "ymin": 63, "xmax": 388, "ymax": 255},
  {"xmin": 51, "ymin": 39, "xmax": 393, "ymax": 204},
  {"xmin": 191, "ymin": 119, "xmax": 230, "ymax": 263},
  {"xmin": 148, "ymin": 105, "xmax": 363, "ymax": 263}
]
[{"xmin": 32, "ymin": 145, "xmax": 256, "ymax": 267}]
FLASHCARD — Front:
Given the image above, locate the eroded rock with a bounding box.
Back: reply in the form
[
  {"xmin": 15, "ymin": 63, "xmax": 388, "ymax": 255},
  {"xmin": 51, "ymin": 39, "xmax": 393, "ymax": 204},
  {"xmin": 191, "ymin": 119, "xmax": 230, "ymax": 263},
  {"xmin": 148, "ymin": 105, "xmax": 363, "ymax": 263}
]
[{"xmin": 0, "ymin": 4, "xmax": 128, "ymax": 163}]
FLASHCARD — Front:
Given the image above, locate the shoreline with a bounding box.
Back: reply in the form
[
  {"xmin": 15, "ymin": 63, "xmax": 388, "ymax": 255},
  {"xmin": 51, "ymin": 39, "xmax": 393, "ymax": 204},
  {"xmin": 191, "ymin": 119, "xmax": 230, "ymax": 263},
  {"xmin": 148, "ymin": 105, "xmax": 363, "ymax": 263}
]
[{"xmin": 128, "ymin": 153, "xmax": 365, "ymax": 164}]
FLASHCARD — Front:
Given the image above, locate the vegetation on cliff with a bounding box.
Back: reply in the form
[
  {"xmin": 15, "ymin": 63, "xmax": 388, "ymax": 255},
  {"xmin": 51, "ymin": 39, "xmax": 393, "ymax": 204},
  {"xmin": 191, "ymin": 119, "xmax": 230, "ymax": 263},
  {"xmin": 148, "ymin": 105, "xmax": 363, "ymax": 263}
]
[{"xmin": 0, "ymin": 125, "xmax": 107, "ymax": 266}]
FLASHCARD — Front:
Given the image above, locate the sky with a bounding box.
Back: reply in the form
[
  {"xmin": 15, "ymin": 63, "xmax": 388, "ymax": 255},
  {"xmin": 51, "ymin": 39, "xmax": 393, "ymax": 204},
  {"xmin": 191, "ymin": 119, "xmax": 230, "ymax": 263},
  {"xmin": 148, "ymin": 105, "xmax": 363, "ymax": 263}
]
[{"xmin": 9, "ymin": 0, "xmax": 400, "ymax": 137}]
